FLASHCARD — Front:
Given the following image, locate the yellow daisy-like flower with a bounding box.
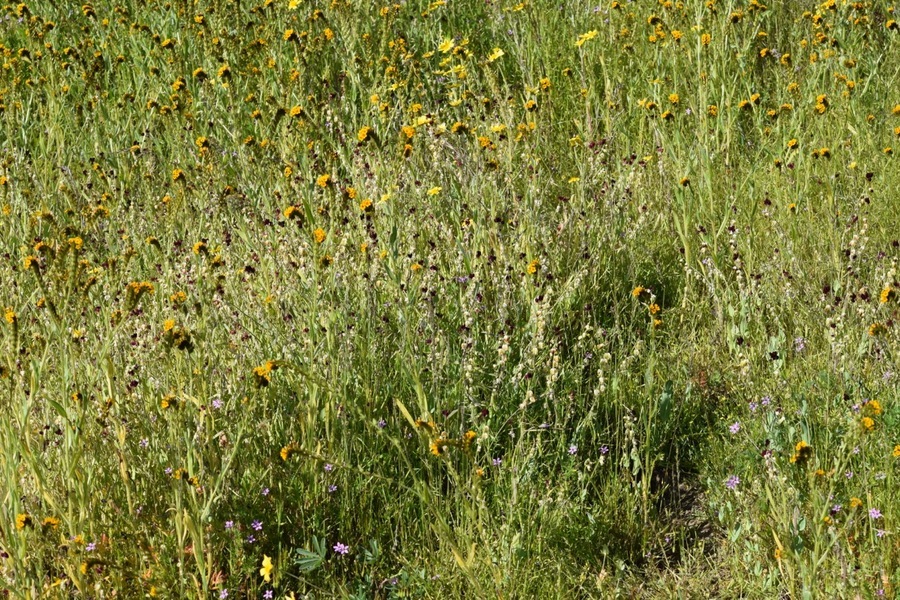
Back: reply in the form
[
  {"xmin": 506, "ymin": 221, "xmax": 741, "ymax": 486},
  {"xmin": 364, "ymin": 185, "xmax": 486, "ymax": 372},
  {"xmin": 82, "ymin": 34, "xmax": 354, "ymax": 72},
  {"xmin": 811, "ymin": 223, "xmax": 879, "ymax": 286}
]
[
  {"xmin": 42, "ymin": 516, "xmax": 60, "ymax": 529},
  {"xmin": 850, "ymin": 497, "xmax": 863, "ymax": 509},
  {"xmin": 260, "ymin": 555, "xmax": 273, "ymax": 582},
  {"xmin": 15, "ymin": 513, "xmax": 33, "ymax": 530},
  {"xmin": 357, "ymin": 126, "xmax": 372, "ymax": 142},
  {"xmin": 575, "ymin": 30, "xmax": 598, "ymax": 47},
  {"xmin": 280, "ymin": 442, "xmax": 298, "ymax": 461},
  {"xmin": 789, "ymin": 440, "xmax": 812, "ymax": 464},
  {"xmin": 252, "ymin": 360, "xmax": 277, "ymax": 388},
  {"xmin": 893, "ymin": 445, "xmax": 900, "ymax": 458},
  {"xmin": 430, "ymin": 439, "xmax": 447, "ymax": 455},
  {"xmin": 316, "ymin": 174, "xmax": 331, "ymax": 188},
  {"xmin": 313, "ymin": 228, "xmax": 326, "ymax": 244},
  {"xmin": 869, "ymin": 322, "xmax": 887, "ymax": 337},
  {"xmin": 861, "ymin": 416, "xmax": 875, "ymax": 431},
  {"xmin": 289, "ymin": 105, "xmax": 303, "ymax": 118},
  {"xmin": 426, "ymin": 186, "xmax": 442, "ymax": 196},
  {"xmin": 864, "ymin": 400, "xmax": 883, "ymax": 417},
  {"xmin": 172, "ymin": 168, "xmax": 185, "ymax": 182},
  {"xmin": 527, "ymin": 259, "xmax": 540, "ymax": 275}
]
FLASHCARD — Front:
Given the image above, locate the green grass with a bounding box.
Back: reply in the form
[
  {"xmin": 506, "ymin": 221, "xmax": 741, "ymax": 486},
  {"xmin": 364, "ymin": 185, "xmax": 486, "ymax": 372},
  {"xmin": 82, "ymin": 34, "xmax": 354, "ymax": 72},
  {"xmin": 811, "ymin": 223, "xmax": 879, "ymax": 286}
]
[{"xmin": 1, "ymin": 0, "xmax": 900, "ymax": 597}]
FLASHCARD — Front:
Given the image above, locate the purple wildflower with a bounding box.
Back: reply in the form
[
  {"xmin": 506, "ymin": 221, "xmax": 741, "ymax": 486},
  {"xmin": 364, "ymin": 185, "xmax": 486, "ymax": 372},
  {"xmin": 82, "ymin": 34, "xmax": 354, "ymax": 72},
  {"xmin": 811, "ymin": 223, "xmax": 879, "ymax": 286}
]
[
  {"xmin": 568, "ymin": 445, "xmax": 578, "ymax": 455},
  {"xmin": 725, "ymin": 475, "xmax": 740, "ymax": 490},
  {"xmin": 869, "ymin": 508, "xmax": 883, "ymax": 519},
  {"xmin": 252, "ymin": 520, "xmax": 263, "ymax": 531},
  {"xmin": 729, "ymin": 422, "xmax": 740, "ymax": 434},
  {"xmin": 333, "ymin": 542, "xmax": 349, "ymax": 555}
]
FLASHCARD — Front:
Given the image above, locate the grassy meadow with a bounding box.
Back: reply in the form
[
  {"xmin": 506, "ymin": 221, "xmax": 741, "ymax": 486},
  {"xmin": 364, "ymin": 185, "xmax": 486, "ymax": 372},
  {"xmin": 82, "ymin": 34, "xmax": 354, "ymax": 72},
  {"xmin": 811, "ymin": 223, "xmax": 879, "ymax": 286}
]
[{"xmin": 2, "ymin": 0, "xmax": 900, "ymax": 597}]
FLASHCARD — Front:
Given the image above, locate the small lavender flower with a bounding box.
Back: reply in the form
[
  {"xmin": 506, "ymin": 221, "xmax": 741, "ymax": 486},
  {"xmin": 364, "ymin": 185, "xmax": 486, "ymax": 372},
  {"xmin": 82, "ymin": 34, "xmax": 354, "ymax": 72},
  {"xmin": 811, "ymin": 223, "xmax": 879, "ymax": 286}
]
[
  {"xmin": 328, "ymin": 484, "xmax": 338, "ymax": 493},
  {"xmin": 831, "ymin": 504, "xmax": 842, "ymax": 514},
  {"xmin": 261, "ymin": 487, "xmax": 270, "ymax": 496},
  {"xmin": 212, "ymin": 399, "xmax": 223, "ymax": 409},
  {"xmin": 729, "ymin": 422, "xmax": 741, "ymax": 434},
  {"xmin": 568, "ymin": 445, "xmax": 578, "ymax": 455},
  {"xmin": 224, "ymin": 520, "xmax": 234, "ymax": 530},
  {"xmin": 725, "ymin": 475, "xmax": 740, "ymax": 490},
  {"xmin": 600, "ymin": 445, "xmax": 609, "ymax": 455},
  {"xmin": 749, "ymin": 402, "xmax": 758, "ymax": 413},
  {"xmin": 492, "ymin": 457, "xmax": 502, "ymax": 467},
  {"xmin": 164, "ymin": 467, "xmax": 173, "ymax": 475},
  {"xmin": 219, "ymin": 590, "xmax": 228, "ymax": 599},
  {"xmin": 333, "ymin": 542, "xmax": 349, "ymax": 555},
  {"xmin": 324, "ymin": 463, "xmax": 334, "ymax": 472},
  {"xmin": 246, "ymin": 535, "xmax": 256, "ymax": 544},
  {"xmin": 139, "ymin": 438, "xmax": 149, "ymax": 448},
  {"xmin": 793, "ymin": 337, "xmax": 806, "ymax": 353},
  {"xmin": 761, "ymin": 396, "xmax": 771, "ymax": 406},
  {"xmin": 377, "ymin": 419, "xmax": 387, "ymax": 429},
  {"xmin": 251, "ymin": 520, "xmax": 263, "ymax": 531},
  {"xmin": 845, "ymin": 471, "xmax": 853, "ymax": 479},
  {"xmin": 86, "ymin": 542, "xmax": 96, "ymax": 552},
  {"xmin": 869, "ymin": 508, "xmax": 883, "ymax": 519},
  {"xmin": 263, "ymin": 590, "xmax": 274, "ymax": 599},
  {"xmin": 877, "ymin": 529, "xmax": 887, "ymax": 538}
]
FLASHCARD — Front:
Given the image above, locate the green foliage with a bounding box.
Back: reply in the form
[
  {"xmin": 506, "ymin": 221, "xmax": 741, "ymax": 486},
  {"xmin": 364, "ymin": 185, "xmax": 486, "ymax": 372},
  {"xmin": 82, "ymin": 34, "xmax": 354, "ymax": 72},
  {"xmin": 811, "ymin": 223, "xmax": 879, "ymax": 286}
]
[{"xmin": 0, "ymin": 0, "xmax": 899, "ymax": 597}]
